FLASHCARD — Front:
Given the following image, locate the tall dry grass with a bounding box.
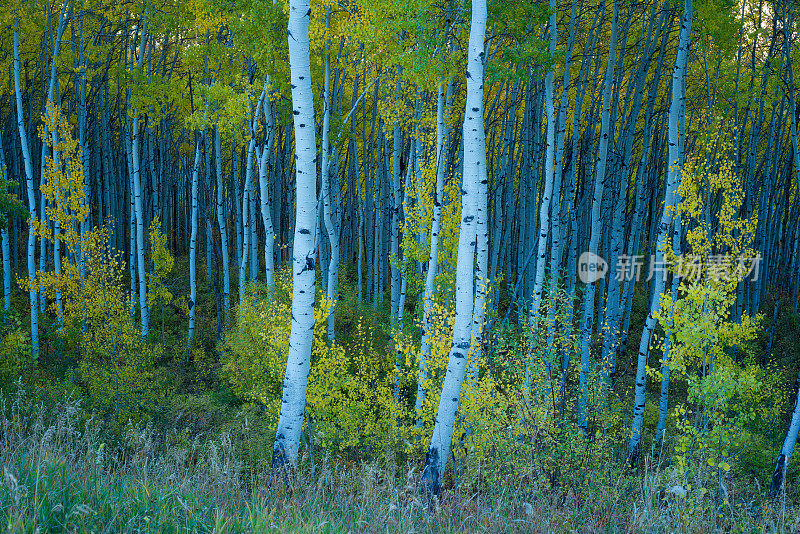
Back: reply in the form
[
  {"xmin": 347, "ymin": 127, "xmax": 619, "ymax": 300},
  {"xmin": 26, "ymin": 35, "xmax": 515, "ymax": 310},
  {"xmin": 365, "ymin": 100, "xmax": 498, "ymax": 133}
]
[{"xmin": 0, "ymin": 383, "xmax": 796, "ymax": 533}]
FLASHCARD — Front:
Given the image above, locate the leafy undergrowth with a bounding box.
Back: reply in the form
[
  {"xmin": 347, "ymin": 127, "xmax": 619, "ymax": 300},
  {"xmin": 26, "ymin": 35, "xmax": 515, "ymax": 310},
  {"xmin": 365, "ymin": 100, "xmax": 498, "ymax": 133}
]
[{"xmin": 0, "ymin": 387, "xmax": 797, "ymax": 533}]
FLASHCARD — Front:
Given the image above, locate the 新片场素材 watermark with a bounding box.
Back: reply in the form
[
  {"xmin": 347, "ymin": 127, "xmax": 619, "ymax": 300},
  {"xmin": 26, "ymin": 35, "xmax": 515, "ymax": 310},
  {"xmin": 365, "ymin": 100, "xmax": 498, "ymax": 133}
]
[{"xmin": 577, "ymin": 252, "xmax": 761, "ymax": 283}]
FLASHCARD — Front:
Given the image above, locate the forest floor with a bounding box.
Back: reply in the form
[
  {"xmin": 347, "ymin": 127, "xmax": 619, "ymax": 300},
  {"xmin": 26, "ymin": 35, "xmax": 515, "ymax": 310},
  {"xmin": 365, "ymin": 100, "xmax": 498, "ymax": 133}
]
[
  {"xmin": 1, "ymin": 378, "xmax": 799, "ymax": 533},
  {"xmin": 1, "ymin": 260, "xmax": 800, "ymax": 533}
]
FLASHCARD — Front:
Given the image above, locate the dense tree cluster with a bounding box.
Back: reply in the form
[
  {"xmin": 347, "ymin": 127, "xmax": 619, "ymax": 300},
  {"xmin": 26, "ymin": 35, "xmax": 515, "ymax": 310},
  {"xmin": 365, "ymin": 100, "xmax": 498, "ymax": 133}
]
[{"xmin": 1, "ymin": 0, "xmax": 800, "ymax": 498}]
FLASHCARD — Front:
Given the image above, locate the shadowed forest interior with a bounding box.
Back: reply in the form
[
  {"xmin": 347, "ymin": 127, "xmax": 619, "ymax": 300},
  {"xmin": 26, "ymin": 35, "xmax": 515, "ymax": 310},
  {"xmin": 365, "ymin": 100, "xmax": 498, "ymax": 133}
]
[{"xmin": 2, "ymin": 0, "xmax": 800, "ymax": 530}]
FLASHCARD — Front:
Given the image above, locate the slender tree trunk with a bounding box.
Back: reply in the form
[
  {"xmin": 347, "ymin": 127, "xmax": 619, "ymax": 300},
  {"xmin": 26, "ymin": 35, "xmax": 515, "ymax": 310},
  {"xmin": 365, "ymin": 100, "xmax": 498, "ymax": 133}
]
[
  {"xmin": 421, "ymin": 0, "xmax": 486, "ymax": 497},
  {"xmin": 272, "ymin": 0, "xmax": 318, "ymax": 468},
  {"xmin": 629, "ymin": 0, "xmax": 692, "ymax": 462},
  {"xmin": 320, "ymin": 9, "xmax": 339, "ymax": 340},
  {"xmin": 416, "ymin": 79, "xmax": 452, "ymax": 425},
  {"xmin": 215, "ymin": 127, "xmax": 231, "ymax": 324},
  {"xmin": 188, "ymin": 137, "xmax": 202, "ymax": 343},
  {"xmin": 772, "ymin": 370, "xmax": 800, "ymax": 494},
  {"xmin": 578, "ymin": 0, "xmax": 620, "ymax": 429},
  {"xmin": 240, "ymin": 88, "xmax": 266, "ymax": 302},
  {"xmin": 0, "ymin": 141, "xmax": 11, "ymax": 311},
  {"xmin": 390, "ymin": 74, "xmax": 403, "ymax": 322},
  {"xmin": 132, "ymin": 113, "xmax": 150, "ymax": 335},
  {"xmin": 233, "ymin": 143, "xmax": 243, "ymax": 274},
  {"xmin": 530, "ymin": 0, "xmax": 558, "ymax": 322},
  {"xmin": 259, "ymin": 96, "xmax": 277, "ymax": 292},
  {"xmin": 14, "ymin": 19, "xmax": 39, "ymax": 359}
]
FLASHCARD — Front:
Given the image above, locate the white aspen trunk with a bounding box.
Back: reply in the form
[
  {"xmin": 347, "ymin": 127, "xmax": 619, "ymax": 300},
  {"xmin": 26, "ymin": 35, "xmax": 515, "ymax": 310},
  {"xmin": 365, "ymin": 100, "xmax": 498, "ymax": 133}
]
[
  {"xmin": 470, "ymin": 133, "xmax": 490, "ymax": 378},
  {"xmin": 259, "ymin": 95, "xmax": 276, "ymax": 292},
  {"xmin": 358, "ymin": 201, "xmax": 364, "ymax": 303},
  {"xmin": 132, "ymin": 115, "xmax": 149, "ymax": 335},
  {"xmin": 215, "ymin": 128, "xmax": 231, "ymax": 324},
  {"xmin": 545, "ymin": 0, "xmax": 579, "ymax": 356},
  {"xmin": 239, "ymin": 88, "xmax": 266, "ymax": 302},
  {"xmin": 394, "ymin": 136, "xmax": 414, "ymax": 398},
  {"xmin": 233, "ymin": 145, "xmax": 243, "ymax": 273},
  {"xmin": 421, "ymin": 0, "xmax": 486, "ymax": 497},
  {"xmin": 204, "ymin": 139, "xmax": 213, "ymax": 287},
  {"xmin": 366, "ymin": 180, "xmax": 374, "ymax": 299},
  {"xmin": 320, "ymin": 9, "xmax": 339, "ymax": 340},
  {"xmin": 272, "ymin": 0, "xmax": 317, "ymax": 468},
  {"xmin": 14, "ymin": 20, "xmax": 38, "ymax": 358},
  {"xmin": 398, "ymin": 276, "xmax": 407, "ymax": 327},
  {"xmin": 317, "ymin": 185, "xmax": 327, "ymax": 304},
  {"xmin": 129, "ymin": 16, "xmax": 149, "ymax": 336},
  {"xmin": 773, "ymin": 370, "xmax": 800, "ymax": 494},
  {"xmin": 1, "ymin": 228, "xmax": 9, "ymax": 311},
  {"xmin": 188, "ymin": 140, "xmax": 202, "ymax": 343},
  {"xmin": 0, "ymin": 142, "xmax": 10, "ymax": 311},
  {"xmin": 240, "ymin": 184, "xmax": 250, "ymax": 297},
  {"xmin": 51, "ymin": 111, "xmax": 64, "ymax": 321},
  {"xmin": 38, "ymin": 2, "xmax": 68, "ymax": 317},
  {"xmin": 628, "ymin": 0, "xmax": 692, "ymax": 461},
  {"xmin": 77, "ymin": 36, "xmax": 88, "ymax": 282},
  {"xmin": 373, "ymin": 178, "xmax": 383, "ymax": 304},
  {"xmin": 530, "ymin": 1, "xmax": 558, "ymax": 322},
  {"xmin": 416, "ymin": 79, "xmax": 452, "ymax": 425},
  {"xmin": 148, "ymin": 129, "xmax": 159, "ymax": 240},
  {"xmin": 785, "ymin": 12, "xmax": 800, "ymax": 310},
  {"xmin": 579, "ymin": 0, "xmax": 620, "ymax": 429},
  {"xmin": 390, "ymin": 74, "xmax": 403, "ymax": 322},
  {"xmin": 249, "ymin": 190, "xmax": 258, "ymax": 282},
  {"xmin": 126, "ymin": 116, "xmax": 137, "ymax": 321},
  {"xmin": 414, "ymin": 96, "xmax": 426, "ymax": 277},
  {"xmin": 39, "ymin": 160, "xmax": 47, "ymax": 317},
  {"xmin": 601, "ymin": 4, "xmax": 662, "ymax": 381},
  {"xmin": 656, "ymin": 217, "xmax": 681, "ymax": 442}
]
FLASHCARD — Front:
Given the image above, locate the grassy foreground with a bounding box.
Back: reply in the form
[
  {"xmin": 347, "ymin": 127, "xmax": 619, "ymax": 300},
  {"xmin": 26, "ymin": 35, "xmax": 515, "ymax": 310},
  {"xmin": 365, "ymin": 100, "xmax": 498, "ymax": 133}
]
[{"xmin": 0, "ymin": 387, "xmax": 797, "ymax": 533}]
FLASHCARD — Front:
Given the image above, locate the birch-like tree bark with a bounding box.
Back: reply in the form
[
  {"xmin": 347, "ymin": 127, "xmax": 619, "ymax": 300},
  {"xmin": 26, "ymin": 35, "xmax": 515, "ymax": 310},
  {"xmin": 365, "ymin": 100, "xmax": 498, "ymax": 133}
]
[
  {"xmin": 215, "ymin": 127, "xmax": 231, "ymax": 324},
  {"xmin": 272, "ymin": 0, "xmax": 318, "ymax": 468},
  {"xmin": 258, "ymin": 97, "xmax": 276, "ymax": 292},
  {"xmin": 390, "ymin": 74, "xmax": 403, "ymax": 323},
  {"xmin": 0, "ymin": 141, "xmax": 11, "ymax": 311},
  {"xmin": 578, "ymin": 0, "xmax": 619, "ymax": 428},
  {"xmin": 772, "ymin": 369, "xmax": 800, "ymax": 494},
  {"xmin": 655, "ymin": 215, "xmax": 681, "ymax": 442},
  {"xmin": 188, "ymin": 137, "xmax": 202, "ymax": 343},
  {"xmin": 129, "ymin": 16, "xmax": 150, "ymax": 336},
  {"xmin": 421, "ymin": 0, "xmax": 486, "ymax": 496},
  {"xmin": 529, "ymin": 0, "xmax": 558, "ymax": 323},
  {"xmin": 13, "ymin": 19, "xmax": 39, "ymax": 359},
  {"xmin": 628, "ymin": 0, "xmax": 692, "ymax": 462},
  {"xmin": 239, "ymin": 87, "xmax": 266, "ymax": 303},
  {"xmin": 416, "ymin": 79, "xmax": 452, "ymax": 425},
  {"xmin": 320, "ymin": 8, "xmax": 339, "ymax": 340}
]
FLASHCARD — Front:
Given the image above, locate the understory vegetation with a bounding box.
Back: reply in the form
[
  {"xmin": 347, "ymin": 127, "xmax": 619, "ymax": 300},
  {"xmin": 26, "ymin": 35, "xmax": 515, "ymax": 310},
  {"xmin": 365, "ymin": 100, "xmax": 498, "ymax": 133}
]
[
  {"xmin": 3, "ymin": 0, "xmax": 800, "ymax": 530},
  {"xmin": 0, "ymin": 252, "xmax": 798, "ymax": 532}
]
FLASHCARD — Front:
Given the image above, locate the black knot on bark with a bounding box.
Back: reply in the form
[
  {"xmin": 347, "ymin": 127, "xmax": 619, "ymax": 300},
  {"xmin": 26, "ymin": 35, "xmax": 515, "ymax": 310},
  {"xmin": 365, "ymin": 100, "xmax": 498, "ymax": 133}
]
[{"xmin": 420, "ymin": 447, "xmax": 441, "ymax": 504}]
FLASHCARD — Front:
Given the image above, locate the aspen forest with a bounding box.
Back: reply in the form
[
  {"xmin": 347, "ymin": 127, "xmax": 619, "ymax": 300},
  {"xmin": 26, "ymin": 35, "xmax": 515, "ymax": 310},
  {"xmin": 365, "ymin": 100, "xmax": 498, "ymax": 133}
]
[{"xmin": 3, "ymin": 0, "xmax": 800, "ymax": 530}]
